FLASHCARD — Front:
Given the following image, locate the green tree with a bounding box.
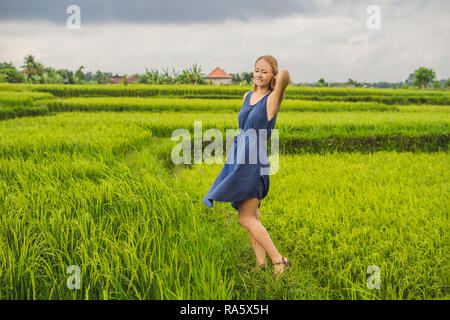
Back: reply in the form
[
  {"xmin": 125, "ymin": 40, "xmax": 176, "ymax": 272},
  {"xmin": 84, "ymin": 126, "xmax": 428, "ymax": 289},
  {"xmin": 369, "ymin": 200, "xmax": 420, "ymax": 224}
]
[
  {"xmin": 347, "ymin": 78, "xmax": 357, "ymax": 86},
  {"xmin": 443, "ymin": 78, "xmax": 450, "ymax": 89},
  {"xmin": 317, "ymin": 78, "xmax": 328, "ymax": 87},
  {"xmin": 432, "ymin": 80, "xmax": 441, "ymax": 89},
  {"xmin": 241, "ymin": 72, "xmax": 253, "ymax": 84},
  {"xmin": 93, "ymin": 70, "xmax": 111, "ymax": 84},
  {"xmin": 121, "ymin": 74, "xmax": 128, "ymax": 86},
  {"xmin": 160, "ymin": 66, "xmax": 179, "ymax": 84},
  {"xmin": 74, "ymin": 66, "xmax": 85, "ymax": 83},
  {"xmin": 177, "ymin": 63, "xmax": 206, "ymax": 84},
  {"xmin": 188, "ymin": 63, "xmax": 205, "ymax": 84},
  {"xmin": 43, "ymin": 66, "xmax": 63, "ymax": 84},
  {"xmin": 138, "ymin": 66, "xmax": 178, "ymax": 84},
  {"xmin": 413, "ymin": 67, "xmax": 436, "ymax": 89},
  {"xmin": 140, "ymin": 68, "xmax": 164, "ymax": 84},
  {"xmin": 230, "ymin": 73, "xmax": 241, "ymax": 84},
  {"xmin": 21, "ymin": 54, "xmax": 45, "ymax": 83},
  {"xmin": 229, "ymin": 71, "xmax": 253, "ymax": 85},
  {"xmin": 85, "ymin": 71, "xmax": 94, "ymax": 82},
  {"xmin": 0, "ymin": 62, "xmax": 25, "ymax": 83},
  {"xmin": 57, "ymin": 69, "xmax": 75, "ymax": 84},
  {"xmin": 94, "ymin": 70, "xmax": 104, "ymax": 84}
]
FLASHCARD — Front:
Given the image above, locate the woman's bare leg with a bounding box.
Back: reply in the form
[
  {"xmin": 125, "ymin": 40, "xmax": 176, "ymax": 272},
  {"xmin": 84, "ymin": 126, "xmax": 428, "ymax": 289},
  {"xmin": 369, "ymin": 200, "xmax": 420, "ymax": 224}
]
[
  {"xmin": 248, "ymin": 207, "xmax": 267, "ymax": 266},
  {"xmin": 238, "ymin": 198, "xmax": 283, "ymax": 264}
]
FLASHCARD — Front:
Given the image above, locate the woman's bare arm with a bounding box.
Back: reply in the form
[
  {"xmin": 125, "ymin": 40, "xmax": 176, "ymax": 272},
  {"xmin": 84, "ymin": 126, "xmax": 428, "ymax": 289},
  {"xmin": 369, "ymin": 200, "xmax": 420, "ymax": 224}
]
[{"xmin": 268, "ymin": 70, "xmax": 291, "ymax": 116}]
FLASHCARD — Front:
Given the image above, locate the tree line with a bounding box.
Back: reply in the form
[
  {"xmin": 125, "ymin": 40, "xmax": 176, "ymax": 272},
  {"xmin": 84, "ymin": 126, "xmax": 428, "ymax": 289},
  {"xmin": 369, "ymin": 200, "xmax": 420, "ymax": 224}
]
[
  {"xmin": 0, "ymin": 55, "xmax": 215, "ymax": 85},
  {"xmin": 0, "ymin": 54, "xmax": 448, "ymax": 89}
]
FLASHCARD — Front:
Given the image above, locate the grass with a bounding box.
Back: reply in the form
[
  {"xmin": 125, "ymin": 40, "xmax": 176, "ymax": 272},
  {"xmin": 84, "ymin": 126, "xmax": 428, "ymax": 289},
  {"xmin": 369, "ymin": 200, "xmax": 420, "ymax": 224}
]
[
  {"xmin": 0, "ymin": 84, "xmax": 448, "ymax": 299},
  {"xmin": 0, "ymin": 112, "xmax": 448, "ymax": 299}
]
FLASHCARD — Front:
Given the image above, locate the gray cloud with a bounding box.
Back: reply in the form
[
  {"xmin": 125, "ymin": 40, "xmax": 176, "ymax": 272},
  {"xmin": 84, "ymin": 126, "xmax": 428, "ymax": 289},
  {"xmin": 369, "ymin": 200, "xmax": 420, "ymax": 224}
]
[
  {"xmin": 0, "ymin": 0, "xmax": 325, "ymax": 24},
  {"xmin": 0, "ymin": 0, "xmax": 440, "ymax": 26},
  {"xmin": 0, "ymin": 0, "xmax": 448, "ymax": 82}
]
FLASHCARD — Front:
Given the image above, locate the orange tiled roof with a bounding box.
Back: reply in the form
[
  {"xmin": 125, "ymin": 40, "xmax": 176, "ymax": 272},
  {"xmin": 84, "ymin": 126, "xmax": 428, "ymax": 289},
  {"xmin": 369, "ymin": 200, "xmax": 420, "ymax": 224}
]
[{"xmin": 206, "ymin": 67, "xmax": 231, "ymax": 79}]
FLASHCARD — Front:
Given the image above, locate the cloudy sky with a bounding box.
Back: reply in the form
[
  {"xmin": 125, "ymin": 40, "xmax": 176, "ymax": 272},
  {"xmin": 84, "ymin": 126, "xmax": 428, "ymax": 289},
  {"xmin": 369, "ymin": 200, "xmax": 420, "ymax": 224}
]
[{"xmin": 0, "ymin": 0, "xmax": 448, "ymax": 83}]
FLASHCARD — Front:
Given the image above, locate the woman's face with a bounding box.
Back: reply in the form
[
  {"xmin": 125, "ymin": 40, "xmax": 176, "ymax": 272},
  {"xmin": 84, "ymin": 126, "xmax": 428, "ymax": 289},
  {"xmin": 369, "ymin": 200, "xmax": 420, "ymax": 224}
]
[{"xmin": 254, "ymin": 59, "xmax": 274, "ymax": 88}]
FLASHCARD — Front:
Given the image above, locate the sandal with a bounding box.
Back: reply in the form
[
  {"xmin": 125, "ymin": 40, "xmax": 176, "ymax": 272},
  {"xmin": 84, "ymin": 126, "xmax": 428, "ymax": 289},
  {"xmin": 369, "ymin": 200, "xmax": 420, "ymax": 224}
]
[{"xmin": 273, "ymin": 256, "xmax": 292, "ymax": 276}]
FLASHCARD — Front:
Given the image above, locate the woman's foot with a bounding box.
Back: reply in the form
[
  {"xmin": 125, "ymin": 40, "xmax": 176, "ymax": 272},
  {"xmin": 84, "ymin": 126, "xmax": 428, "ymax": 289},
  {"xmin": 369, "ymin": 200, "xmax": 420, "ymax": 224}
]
[
  {"xmin": 273, "ymin": 256, "xmax": 292, "ymax": 277},
  {"xmin": 256, "ymin": 260, "xmax": 268, "ymax": 268},
  {"xmin": 250, "ymin": 261, "xmax": 268, "ymax": 272}
]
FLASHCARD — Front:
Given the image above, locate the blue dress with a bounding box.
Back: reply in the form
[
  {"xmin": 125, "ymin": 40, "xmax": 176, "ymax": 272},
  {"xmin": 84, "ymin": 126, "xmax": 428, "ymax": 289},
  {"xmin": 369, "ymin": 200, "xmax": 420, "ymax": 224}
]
[{"xmin": 202, "ymin": 90, "xmax": 278, "ymax": 211}]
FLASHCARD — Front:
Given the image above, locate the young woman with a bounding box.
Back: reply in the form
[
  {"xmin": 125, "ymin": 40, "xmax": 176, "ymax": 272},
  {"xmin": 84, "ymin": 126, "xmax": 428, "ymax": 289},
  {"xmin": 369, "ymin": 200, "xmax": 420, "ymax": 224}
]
[{"xmin": 203, "ymin": 55, "xmax": 292, "ymax": 277}]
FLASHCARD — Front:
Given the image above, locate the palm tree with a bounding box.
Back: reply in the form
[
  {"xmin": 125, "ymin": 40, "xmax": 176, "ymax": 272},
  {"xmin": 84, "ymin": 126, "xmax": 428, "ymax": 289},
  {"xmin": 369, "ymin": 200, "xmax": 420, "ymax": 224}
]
[
  {"xmin": 188, "ymin": 63, "xmax": 205, "ymax": 84},
  {"xmin": 160, "ymin": 66, "xmax": 179, "ymax": 84},
  {"xmin": 178, "ymin": 69, "xmax": 192, "ymax": 84},
  {"xmin": 75, "ymin": 66, "xmax": 85, "ymax": 83},
  {"xmin": 21, "ymin": 54, "xmax": 44, "ymax": 82},
  {"xmin": 177, "ymin": 63, "xmax": 206, "ymax": 84}
]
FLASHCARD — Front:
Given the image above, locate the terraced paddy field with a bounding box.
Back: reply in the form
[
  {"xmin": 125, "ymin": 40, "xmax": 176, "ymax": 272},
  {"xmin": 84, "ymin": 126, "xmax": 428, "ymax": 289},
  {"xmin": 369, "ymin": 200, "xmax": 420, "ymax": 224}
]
[{"xmin": 0, "ymin": 84, "xmax": 448, "ymax": 299}]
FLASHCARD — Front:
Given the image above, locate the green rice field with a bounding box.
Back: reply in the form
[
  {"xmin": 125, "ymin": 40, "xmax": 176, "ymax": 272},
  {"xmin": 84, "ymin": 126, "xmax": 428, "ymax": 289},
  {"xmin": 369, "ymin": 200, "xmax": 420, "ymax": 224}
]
[{"xmin": 0, "ymin": 84, "xmax": 448, "ymax": 299}]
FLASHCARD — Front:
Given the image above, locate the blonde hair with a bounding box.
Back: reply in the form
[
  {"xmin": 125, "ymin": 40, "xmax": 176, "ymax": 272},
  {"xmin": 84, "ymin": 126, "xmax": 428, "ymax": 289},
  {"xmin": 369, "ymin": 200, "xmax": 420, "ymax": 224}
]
[{"xmin": 252, "ymin": 55, "xmax": 284, "ymax": 99}]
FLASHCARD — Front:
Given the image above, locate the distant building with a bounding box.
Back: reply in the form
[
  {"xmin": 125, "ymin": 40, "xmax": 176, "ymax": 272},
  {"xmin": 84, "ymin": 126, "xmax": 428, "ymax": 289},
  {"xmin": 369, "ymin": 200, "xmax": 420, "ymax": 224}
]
[
  {"xmin": 205, "ymin": 67, "xmax": 232, "ymax": 85},
  {"xmin": 111, "ymin": 76, "xmax": 139, "ymax": 84}
]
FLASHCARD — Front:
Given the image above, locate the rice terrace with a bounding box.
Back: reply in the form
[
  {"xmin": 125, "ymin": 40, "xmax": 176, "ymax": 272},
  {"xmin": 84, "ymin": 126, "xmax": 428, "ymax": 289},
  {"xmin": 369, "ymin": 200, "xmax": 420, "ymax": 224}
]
[{"xmin": 0, "ymin": 83, "xmax": 448, "ymax": 299}]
